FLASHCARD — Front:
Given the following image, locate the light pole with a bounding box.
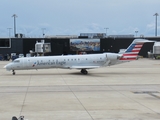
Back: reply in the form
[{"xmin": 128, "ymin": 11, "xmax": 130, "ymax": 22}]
[
  {"xmin": 7, "ymin": 28, "xmax": 12, "ymax": 38},
  {"xmin": 12, "ymin": 14, "xmax": 18, "ymax": 37},
  {"xmin": 104, "ymin": 28, "xmax": 109, "ymax": 37},
  {"xmin": 135, "ymin": 31, "xmax": 138, "ymax": 36},
  {"xmin": 153, "ymin": 13, "xmax": 158, "ymax": 36}
]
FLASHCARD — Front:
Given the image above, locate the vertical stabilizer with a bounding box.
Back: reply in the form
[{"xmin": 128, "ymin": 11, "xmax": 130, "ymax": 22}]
[{"xmin": 120, "ymin": 39, "xmax": 152, "ymax": 61}]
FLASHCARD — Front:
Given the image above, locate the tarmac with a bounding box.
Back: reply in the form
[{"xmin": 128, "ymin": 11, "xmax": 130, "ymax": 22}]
[{"xmin": 0, "ymin": 58, "xmax": 160, "ymax": 120}]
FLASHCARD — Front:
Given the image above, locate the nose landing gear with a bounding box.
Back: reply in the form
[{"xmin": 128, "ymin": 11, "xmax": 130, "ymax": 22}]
[{"xmin": 12, "ymin": 70, "xmax": 15, "ymax": 75}]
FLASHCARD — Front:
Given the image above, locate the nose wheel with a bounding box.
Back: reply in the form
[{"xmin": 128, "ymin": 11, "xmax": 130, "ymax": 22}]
[
  {"xmin": 81, "ymin": 69, "xmax": 88, "ymax": 75},
  {"xmin": 12, "ymin": 70, "xmax": 15, "ymax": 75}
]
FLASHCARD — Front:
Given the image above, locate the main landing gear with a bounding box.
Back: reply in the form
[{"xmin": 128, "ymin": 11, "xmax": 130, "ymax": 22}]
[
  {"xmin": 81, "ymin": 69, "xmax": 88, "ymax": 75},
  {"xmin": 12, "ymin": 70, "xmax": 15, "ymax": 75}
]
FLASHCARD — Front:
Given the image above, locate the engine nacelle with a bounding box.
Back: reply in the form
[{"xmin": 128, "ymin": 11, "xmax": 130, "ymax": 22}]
[{"xmin": 104, "ymin": 53, "xmax": 122, "ymax": 65}]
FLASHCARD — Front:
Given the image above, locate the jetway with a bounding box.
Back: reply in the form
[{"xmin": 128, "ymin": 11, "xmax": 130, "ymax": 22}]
[{"xmin": 35, "ymin": 40, "xmax": 51, "ymax": 55}]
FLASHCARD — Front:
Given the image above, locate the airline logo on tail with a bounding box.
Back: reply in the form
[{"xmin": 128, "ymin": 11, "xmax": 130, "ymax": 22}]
[{"xmin": 120, "ymin": 39, "xmax": 151, "ymax": 61}]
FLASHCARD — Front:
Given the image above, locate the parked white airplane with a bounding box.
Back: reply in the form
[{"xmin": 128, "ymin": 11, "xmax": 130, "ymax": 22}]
[{"xmin": 4, "ymin": 39, "xmax": 152, "ymax": 75}]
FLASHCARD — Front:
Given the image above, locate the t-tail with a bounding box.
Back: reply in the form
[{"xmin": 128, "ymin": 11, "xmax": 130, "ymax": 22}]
[{"xmin": 119, "ymin": 39, "xmax": 153, "ymax": 61}]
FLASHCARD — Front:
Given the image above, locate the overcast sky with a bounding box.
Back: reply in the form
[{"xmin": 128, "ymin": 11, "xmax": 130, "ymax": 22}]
[{"xmin": 0, "ymin": 0, "xmax": 160, "ymax": 37}]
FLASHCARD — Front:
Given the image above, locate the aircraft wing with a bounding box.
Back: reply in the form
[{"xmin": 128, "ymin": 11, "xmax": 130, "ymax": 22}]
[{"xmin": 66, "ymin": 66, "xmax": 100, "ymax": 69}]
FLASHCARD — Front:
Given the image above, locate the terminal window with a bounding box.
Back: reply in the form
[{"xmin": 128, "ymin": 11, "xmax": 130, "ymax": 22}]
[{"xmin": 0, "ymin": 39, "xmax": 11, "ymax": 48}]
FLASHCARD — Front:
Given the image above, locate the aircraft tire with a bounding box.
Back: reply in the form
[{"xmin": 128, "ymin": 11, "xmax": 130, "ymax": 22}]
[
  {"xmin": 83, "ymin": 70, "xmax": 88, "ymax": 75},
  {"xmin": 81, "ymin": 69, "xmax": 88, "ymax": 75},
  {"xmin": 12, "ymin": 116, "xmax": 18, "ymax": 120},
  {"xmin": 12, "ymin": 70, "xmax": 15, "ymax": 75}
]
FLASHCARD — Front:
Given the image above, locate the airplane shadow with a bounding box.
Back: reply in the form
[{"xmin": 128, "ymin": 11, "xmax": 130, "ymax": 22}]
[
  {"xmin": 3, "ymin": 71, "xmax": 155, "ymax": 77},
  {"xmin": 4, "ymin": 71, "xmax": 109, "ymax": 77},
  {"xmin": 3, "ymin": 71, "xmax": 153, "ymax": 77}
]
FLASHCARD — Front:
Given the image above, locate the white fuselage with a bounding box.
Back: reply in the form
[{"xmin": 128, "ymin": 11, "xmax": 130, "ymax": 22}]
[{"xmin": 4, "ymin": 53, "xmax": 121, "ymax": 71}]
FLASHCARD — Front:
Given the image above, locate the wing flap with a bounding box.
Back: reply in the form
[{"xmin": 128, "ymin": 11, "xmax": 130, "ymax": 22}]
[{"xmin": 67, "ymin": 66, "xmax": 100, "ymax": 69}]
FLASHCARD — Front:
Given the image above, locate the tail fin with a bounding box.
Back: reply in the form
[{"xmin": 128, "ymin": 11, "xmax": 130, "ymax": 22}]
[{"xmin": 120, "ymin": 39, "xmax": 153, "ymax": 61}]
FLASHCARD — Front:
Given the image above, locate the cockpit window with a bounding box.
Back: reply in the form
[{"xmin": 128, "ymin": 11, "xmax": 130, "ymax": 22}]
[{"xmin": 13, "ymin": 60, "xmax": 20, "ymax": 63}]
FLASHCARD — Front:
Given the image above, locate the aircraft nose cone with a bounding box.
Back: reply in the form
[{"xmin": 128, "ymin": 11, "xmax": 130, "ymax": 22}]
[
  {"xmin": 3, "ymin": 64, "xmax": 11, "ymax": 71},
  {"xmin": 3, "ymin": 65, "xmax": 6, "ymax": 69}
]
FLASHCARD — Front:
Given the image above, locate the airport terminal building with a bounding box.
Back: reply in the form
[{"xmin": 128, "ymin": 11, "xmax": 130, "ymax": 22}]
[{"xmin": 0, "ymin": 33, "xmax": 159, "ymax": 59}]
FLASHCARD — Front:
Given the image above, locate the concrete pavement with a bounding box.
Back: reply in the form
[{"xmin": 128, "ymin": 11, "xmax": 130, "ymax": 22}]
[{"xmin": 0, "ymin": 59, "xmax": 160, "ymax": 120}]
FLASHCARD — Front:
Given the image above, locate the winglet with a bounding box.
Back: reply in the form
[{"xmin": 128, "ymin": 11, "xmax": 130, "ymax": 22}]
[{"xmin": 120, "ymin": 39, "xmax": 154, "ymax": 61}]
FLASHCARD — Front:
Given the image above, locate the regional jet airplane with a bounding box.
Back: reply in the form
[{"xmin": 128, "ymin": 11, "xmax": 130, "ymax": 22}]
[{"xmin": 4, "ymin": 39, "xmax": 152, "ymax": 75}]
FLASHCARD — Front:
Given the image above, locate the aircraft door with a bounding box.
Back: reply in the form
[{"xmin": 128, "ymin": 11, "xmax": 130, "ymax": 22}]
[{"xmin": 23, "ymin": 58, "xmax": 30, "ymax": 68}]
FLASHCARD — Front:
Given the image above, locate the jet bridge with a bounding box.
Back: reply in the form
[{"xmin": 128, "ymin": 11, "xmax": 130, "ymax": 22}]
[{"xmin": 35, "ymin": 40, "xmax": 51, "ymax": 55}]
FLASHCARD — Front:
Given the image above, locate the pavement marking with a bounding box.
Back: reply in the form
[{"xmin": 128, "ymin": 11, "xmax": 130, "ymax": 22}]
[
  {"xmin": 133, "ymin": 91, "xmax": 160, "ymax": 99},
  {"xmin": 19, "ymin": 75, "xmax": 32, "ymax": 116}
]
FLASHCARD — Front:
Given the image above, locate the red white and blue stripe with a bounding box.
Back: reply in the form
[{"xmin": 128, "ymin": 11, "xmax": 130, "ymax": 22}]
[{"xmin": 120, "ymin": 42, "xmax": 144, "ymax": 61}]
